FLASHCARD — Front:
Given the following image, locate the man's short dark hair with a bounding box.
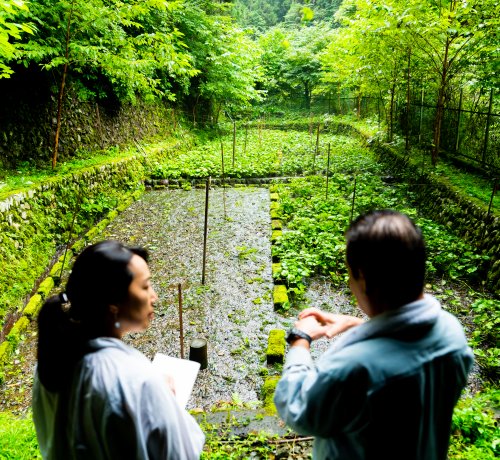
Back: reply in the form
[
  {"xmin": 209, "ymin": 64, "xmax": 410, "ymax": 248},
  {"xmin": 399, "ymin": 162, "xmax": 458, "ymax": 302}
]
[{"xmin": 346, "ymin": 210, "xmax": 426, "ymax": 310}]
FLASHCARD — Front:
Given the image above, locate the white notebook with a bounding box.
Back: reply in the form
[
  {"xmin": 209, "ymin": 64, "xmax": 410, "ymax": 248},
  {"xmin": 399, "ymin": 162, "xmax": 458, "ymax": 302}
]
[{"xmin": 152, "ymin": 353, "xmax": 200, "ymax": 408}]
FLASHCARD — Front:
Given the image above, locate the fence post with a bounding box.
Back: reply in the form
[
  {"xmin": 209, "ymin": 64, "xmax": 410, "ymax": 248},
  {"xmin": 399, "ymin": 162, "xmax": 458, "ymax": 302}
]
[
  {"xmin": 232, "ymin": 121, "xmax": 236, "ymax": 168},
  {"xmin": 350, "ymin": 175, "xmax": 357, "ymax": 223},
  {"xmin": 454, "ymin": 88, "xmax": 463, "ymax": 153},
  {"xmin": 201, "ymin": 177, "xmax": 211, "ymax": 285},
  {"xmin": 418, "ymin": 86, "xmax": 425, "ymax": 144},
  {"xmin": 325, "ymin": 143, "xmax": 331, "ymax": 199},
  {"xmin": 482, "ymin": 88, "xmax": 494, "ymax": 166},
  {"xmin": 487, "ymin": 178, "xmax": 498, "ymax": 218}
]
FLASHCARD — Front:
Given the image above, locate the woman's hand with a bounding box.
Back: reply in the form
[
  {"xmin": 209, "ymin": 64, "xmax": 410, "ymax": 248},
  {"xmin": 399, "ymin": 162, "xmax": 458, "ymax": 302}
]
[
  {"xmin": 164, "ymin": 374, "xmax": 176, "ymax": 396},
  {"xmin": 298, "ymin": 307, "xmax": 364, "ymax": 339}
]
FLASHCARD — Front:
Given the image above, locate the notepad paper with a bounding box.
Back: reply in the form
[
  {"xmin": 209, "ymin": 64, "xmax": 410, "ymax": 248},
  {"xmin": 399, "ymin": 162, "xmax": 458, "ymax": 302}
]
[{"xmin": 152, "ymin": 353, "xmax": 200, "ymax": 408}]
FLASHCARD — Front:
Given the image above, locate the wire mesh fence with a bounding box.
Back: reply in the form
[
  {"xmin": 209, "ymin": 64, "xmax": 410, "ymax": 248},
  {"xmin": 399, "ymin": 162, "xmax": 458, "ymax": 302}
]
[{"xmin": 274, "ymin": 90, "xmax": 499, "ymax": 174}]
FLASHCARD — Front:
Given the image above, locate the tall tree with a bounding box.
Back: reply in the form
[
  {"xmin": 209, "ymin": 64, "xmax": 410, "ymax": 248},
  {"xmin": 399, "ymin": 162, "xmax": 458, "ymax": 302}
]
[
  {"xmin": 0, "ymin": 0, "xmax": 32, "ymax": 78},
  {"xmin": 259, "ymin": 24, "xmax": 335, "ymax": 109}
]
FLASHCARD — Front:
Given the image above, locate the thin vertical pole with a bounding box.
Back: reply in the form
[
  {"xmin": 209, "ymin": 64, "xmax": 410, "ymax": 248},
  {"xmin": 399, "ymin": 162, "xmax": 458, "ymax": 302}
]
[
  {"xmin": 487, "ymin": 178, "xmax": 498, "ymax": 218},
  {"xmin": 220, "ymin": 140, "xmax": 227, "ymax": 219},
  {"xmin": 178, "ymin": 283, "xmax": 184, "ymax": 359},
  {"xmin": 418, "ymin": 86, "xmax": 425, "ymax": 144},
  {"xmin": 405, "ymin": 49, "xmax": 411, "ymax": 151},
  {"xmin": 482, "ymin": 88, "xmax": 494, "ymax": 166},
  {"xmin": 455, "ymin": 88, "xmax": 463, "ymax": 152},
  {"xmin": 244, "ymin": 123, "xmax": 248, "ymax": 155},
  {"xmin": 350, "ymin": 175, "xmax": 357, "ymax": 223},
  {"xmin": 232, "ymin": 121, "xmax": 236, "ymax": 168},
  {"xmin": 201, "ymin": 177, "xmax": 210, "ymax": 285},
  {"xmin": 60, "ymin": 190, "xmax": 82, "ymax": 280},
  {"xmin": 313, "ymin": 124, "xmax": 320, "ymax": 172},
  {"xmin": 325, "ymin": 143, "xmax": 331, "ymax": 199}
]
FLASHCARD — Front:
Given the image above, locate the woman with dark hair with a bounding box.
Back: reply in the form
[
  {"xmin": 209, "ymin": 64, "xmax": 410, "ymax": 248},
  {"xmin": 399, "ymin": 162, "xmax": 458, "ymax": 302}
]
[{"xmin": 32, "ymin": 241, "xmax": 204, "ymax": 459}]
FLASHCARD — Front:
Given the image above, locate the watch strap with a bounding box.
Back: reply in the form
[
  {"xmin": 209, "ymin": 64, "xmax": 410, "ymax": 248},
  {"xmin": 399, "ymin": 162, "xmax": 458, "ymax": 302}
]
[{"xmin": 286, "ymin": 328, "xmax": 312, "ymax": 345}]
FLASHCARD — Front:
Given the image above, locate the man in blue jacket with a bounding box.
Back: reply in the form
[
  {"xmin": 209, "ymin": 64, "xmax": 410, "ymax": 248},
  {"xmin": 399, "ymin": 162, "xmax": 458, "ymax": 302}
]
[{"xmin": 274, "ymin": 210, "xmax": 473, "ymax": 460}]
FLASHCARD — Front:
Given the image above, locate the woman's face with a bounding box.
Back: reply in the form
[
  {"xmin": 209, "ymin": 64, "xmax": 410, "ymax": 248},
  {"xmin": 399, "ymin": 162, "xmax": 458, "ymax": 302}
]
[{"xmin": 117, "ymin": 255, "xmax": 158, "ymax": 334}]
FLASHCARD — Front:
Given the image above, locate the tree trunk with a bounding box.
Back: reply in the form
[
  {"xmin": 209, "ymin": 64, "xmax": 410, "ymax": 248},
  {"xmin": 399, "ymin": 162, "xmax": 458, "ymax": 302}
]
[
  {"xmin": 405, "ymin": 48, "xmax": 411, "ymax": 151},
  {"xmin": 304, "ymin": 81, "xmax": 311, "ymax": 110},
  {"xmin": 388, "ymin": 81, "xmax": 396, "ymax": 142},
  {"xmin": 431, "ymin": 37, "xmax": 450, "ymax": 166},
  {"xmin": 52, "ymin": 0, "xmax": 75, "ymax": 169}
]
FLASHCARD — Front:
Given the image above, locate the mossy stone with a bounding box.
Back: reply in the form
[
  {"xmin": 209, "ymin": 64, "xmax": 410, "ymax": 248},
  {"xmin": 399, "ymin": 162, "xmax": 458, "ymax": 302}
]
[
  {"xmin": 261, "ymin": 376, "xmax": 280, "ymax": 415},
  {"xmin": 273, "ymin": 285, "xmax": 288, "ymax": 309},
  {"xmin": 107, "ymin": 210, "xmax": 118, "ymax": 221},
  {"xmin": 270, "ymin": 209, "xmax": 280, "ymax": 219},
  {"xmin": 37, "ymin": 277, "xmax": 55, "ymax": 299},
  {"xmin": 23, "ymin": 294, "xmax": 43, "ymax": 319},
  {"xmin": 58, "ymin": 250, "xmax": 73, "ymax": 264},
  {"xmin": 270, "ymin": 201, "xmax": 279, "ymax": 210},
  {"xmin": 270, "ymin": 193, "xmax": 279, "ymax": 201},
  {"xmin": 272, "ymin": 263, "xmax": 282, "ymax": 279},
  {"xmin": 71, "ymin": 238, "xmax": 86, "ymax": 255},
  {"xmin": 0, "ymin": 341, "xmax": 12, "ymax": 367},
  {"xmin": 266, "ymin": 329, "xmax": 285, "ymax": 365},
  {"xmin": 7, "ymin": 316, "xmax": 30, "ymax": 342},
  {"xmin": 50, "ymin": 262, "xmax": 63, "ymax": 283},
  {"xmin": 271, "ymin": 230, "xmax": 282, "ymax": 243},
  {"xmin": 271, "ymin": 219, "xmax": 282, "ymax": 230}
]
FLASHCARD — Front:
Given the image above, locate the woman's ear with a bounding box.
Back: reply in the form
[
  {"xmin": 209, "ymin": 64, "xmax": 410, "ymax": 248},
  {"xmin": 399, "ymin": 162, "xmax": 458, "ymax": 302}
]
[{"xmin": 109, "ymin": 304, "xmax": 119, "ymax": 315}]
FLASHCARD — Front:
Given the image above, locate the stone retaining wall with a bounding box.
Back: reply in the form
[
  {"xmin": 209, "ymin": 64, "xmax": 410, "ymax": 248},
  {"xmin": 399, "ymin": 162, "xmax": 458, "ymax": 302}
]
[{"xmin": 373, "ymin": 143, "xmax": 500, "ymax": 294}]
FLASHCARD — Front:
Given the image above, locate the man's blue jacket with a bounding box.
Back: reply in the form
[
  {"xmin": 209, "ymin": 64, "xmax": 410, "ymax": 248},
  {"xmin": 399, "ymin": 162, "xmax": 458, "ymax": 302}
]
[{"xmin": 274, "ymin": 295, "xmax": 474, "ymax": 460}]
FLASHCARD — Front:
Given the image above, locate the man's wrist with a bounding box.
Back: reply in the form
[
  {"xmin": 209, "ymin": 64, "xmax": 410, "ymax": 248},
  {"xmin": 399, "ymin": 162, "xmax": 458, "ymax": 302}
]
[{"xmin": 286, "ymin": 328, "xmax": 313, "ymax": 345}]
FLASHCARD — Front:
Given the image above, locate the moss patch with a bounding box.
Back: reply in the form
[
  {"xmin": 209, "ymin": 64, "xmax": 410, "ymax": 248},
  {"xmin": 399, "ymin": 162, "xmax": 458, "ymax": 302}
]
[
  {"xmin": 271, "ymin": 219, "xmax": 282, "ymax": 230},
  {"xmin": 261, "ymin": 376, "xmax": 280, "ymax": 415},
  {"xmin": 22, "ymin": 294, "xmax": 43, "ymax": 319},
  {"xmin": 37, "ymin": 277, "xmax": 54, "ymax": 300},
  {"xmin": 273, "ymin": 285, "xmax": 288, "ymax": 309},
  {"xmin": 267, "ymin": 329, "xmax": 286, "ymax": 365},
  {"xmin": 271, "ymin": 230, "xmax": 282, "ymax": 243}
]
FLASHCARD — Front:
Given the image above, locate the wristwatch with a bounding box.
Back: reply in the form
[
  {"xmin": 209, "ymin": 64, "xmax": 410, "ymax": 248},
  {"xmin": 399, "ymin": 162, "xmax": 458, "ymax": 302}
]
[{"xmin": 286, "ymin": 328, "xmax": 312, "ymax": 345}]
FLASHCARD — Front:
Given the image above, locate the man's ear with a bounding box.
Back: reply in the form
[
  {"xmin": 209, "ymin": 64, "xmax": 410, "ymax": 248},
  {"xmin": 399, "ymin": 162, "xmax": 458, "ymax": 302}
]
[{"xmin": 357, "ymin": 269, "xmax": 368, "ymax": 295}]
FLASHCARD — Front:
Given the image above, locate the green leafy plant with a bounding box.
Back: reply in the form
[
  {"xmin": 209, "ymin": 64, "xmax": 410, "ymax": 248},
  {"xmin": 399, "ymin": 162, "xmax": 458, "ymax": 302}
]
[
  {"xmin": 449, "ymin": 389, "xmax": 500, "ymax": 459},
  {"xmin": 468, "ymin": 299, "xmax": 500, "ymax": 381},
  {"xmin": 0, "ymin": 412, "xmax": 41, "ymax": 459}
]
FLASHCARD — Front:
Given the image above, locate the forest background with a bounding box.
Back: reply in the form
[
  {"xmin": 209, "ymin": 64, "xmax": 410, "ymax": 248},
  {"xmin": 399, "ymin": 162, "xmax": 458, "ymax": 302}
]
[
  {"xmin": 0, "ymin": 0, "xmax": 499, "ymax": 458},
  {"xmin": 0, "ymin": 0, "xmax": 499, "ymax": 170}
]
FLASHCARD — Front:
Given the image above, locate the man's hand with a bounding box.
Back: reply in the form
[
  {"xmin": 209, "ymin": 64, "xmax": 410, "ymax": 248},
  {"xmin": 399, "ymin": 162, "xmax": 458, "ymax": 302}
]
[
  {"xmin": 298, "ymin": 307, "xmax": 364, "ymax": 339},
  {"xmin": 293, "ymin": 315, "xmax": 331, "ymax": 341}
]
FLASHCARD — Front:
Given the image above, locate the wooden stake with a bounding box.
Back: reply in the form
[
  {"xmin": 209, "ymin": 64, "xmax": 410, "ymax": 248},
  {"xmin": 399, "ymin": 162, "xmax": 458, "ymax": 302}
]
[
  {"xmin": 350, "ymin": 175, "xmax": 357, "ymax": 223},
  {"xmin": 313, "ymin": 124, "xmax": 320, "ymax": 172},
  {"xmin": 325, "ymin": 143, "xmax": 331, "ymax": 199},
  {"xmin": 178, "ymin": 283, "xmax": 184, "ymax": 359},
  {"xmin": 244, "ymin": 123, "xmax": 248, "ymax": 155},
  {"xmin": 220, "ymin": 140, "xmax": 227, "ymax": 219},
  {"xmin": 232, "ymin": 121, "xmax": 236, "ymax": 168},
  {"xmin": 201, "ymin": 177, "xmax": 210, "ymax": 285}
]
